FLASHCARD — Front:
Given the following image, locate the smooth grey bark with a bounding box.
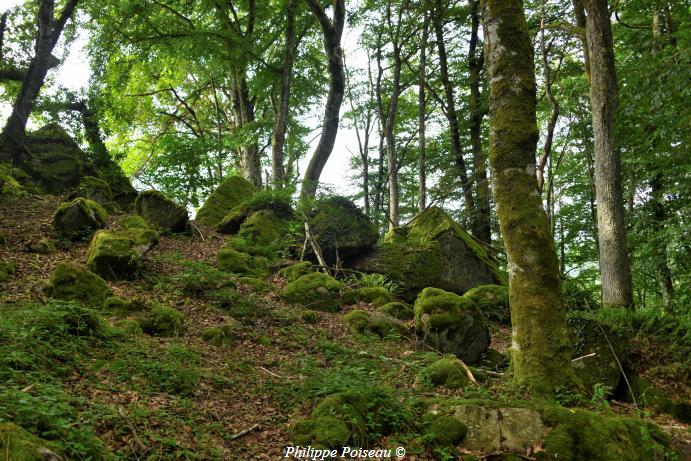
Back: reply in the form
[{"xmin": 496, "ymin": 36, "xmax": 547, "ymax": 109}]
[
  {"xmin": 301, "ymin": 0, "xmax": 346, "ymax": 199},
  {"xmin": 271, "ymin": 0, "xmax": 299, "ymax": 188},
  {"xmin": 584, "ymin": 0, "xmax": 634, "ymax": 308},
  {"xmin": 2, "ymin": 0, "xmax": 79, "ymax": 163},
  {"xmin": 418, "ymin": 11, "xmax": 429, "ymax": 213},
  {"xmin": 432, "ymin": 0, "xmax": 475, "ymax": 218},
  {"xmin": 468, "ymin": 0, "xmax": 490, "ymax": 243}
]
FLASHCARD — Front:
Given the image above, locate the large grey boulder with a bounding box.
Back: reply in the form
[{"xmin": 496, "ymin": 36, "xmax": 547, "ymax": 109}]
[
  {"xmin": 53, "ymin": 197, "xmax": 108, "ymax": 240},
  {"xmin": 352, "ymin": 207, "xmax": 505, "ymax": 301},
  {"xmin": 135, "ymin": 190, "xmax": 188, "ymax": 232}
]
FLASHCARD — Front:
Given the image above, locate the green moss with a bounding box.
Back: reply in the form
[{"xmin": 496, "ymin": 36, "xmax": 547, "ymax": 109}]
[
  {"xmin": 140, "ymin": 305, "xmax": 186, "ymax": 337},
  {"xmin": 229, "ymin": 208, "xmax": 290, "ymax": 259},
  {"xmin": 354, "ymin": 287, "xmax": 393, "ymax": 306},
  {"xmin": 217, "ymin": 189, "xmax": 293, "ymax": 234},
  {"xmin": 86, "ymin": 230, "xmax": 140, "ymax": 280},
  {"xmin": 72, "ymin": 176, "xmax": 113, "ymax": 206},
  {"xmin": 0, "ymin": 163, "xmax": 27, "ymax": 196},
  {"xmin": 538, "ymin": 406, "xmax": 674, "ymax": 461},
  {"xmin": 343, "ymin": 309, "xmax": 405, "ymax": 338},
  {"xmin": 284, "ymin": 272, "xmax": 343, "ymax": 312},
  {"xmin": 201, "ymin": 322, "xmax": 240, "ymax": 346},
  {"xmin": 114, "ymin": 318, "xmax": 143, "ymax": 336},
  {"xmin": 0, "ymin": 422, "xmax": 63, "ymax": 461},
  {"xmin": 237, "ymin": 276, "xmax": 269, "ymax": 293},
  {"xmin": 135, "ymin": 190, "xmax": 188, "ymax": 232},
  {"xmin": 27, "ymin": 238, "xmax": 56, "ymax": 255},
  {"xmin": 291, "ymin": 417, "xmax": 351, "ymax": 449},
  {"xmin": 422, "ymin": 414, "xmax": 467, "ymax": 452},
  {"xmin": 464, "ymin": 284, "xmax": 510, "ymax": 324},
  {"xmin": 119, "ymin": 214, "xmax": 149, "ymax": 230},
  {"xmin": 217, "ymin": 248, "xmax": 250, "ymax": 273},
  {"xmin": 279, "ymin": 261, "xmax": 313, "ymax": 282},
  {"xmin": 421, "ymin": 358, "xmax": 469, "ymax": 389},
  {"xmin": 480, "ymin": 348, "xmax": 508, "ymax": 371},
  {"xmin": 414, "ymin": 288, "xmax": 490, "ymax": 363},
  {"xmin": 196, "ymin": 175, "xmax": 255, "ymax": 226},
  {"xmin": 0, "ymin": 259, "xmax": 16, "ymax": 282},
  {"xmin": 377, "ymin": 302, "xmax": 414, "ymax": 320},
  {"xmin": 53, "ymin": 197, "xmax": 108, "ymax": 241},
  {"xmin": 45, "ymin": 262, "xmax": 111, "ymax": 306},
  {"xmin": 103, "ymin": 295, "xmax": 130, "ymax": 312}
]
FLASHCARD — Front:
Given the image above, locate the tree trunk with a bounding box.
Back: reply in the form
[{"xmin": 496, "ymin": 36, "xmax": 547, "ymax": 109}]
[
  {"xmin": 271, "ymin": 0, "xmax": 298, "ymax": 189},
  {"xmin": 482, "ymin": 0, "xmax": 574, "ymax": 395},
  {"xmin": 432, "ymin": 0, "xmax": 475, "ymax": 219},
  {"xmin": 418, "ymin": 12, "xmax": 429, "ymax": 213},
  {"xmin": 301, "ymin": 0, "xmax": 346, "ymax": 199},
  {"xmin": 230, "ymin": 70, "xmax": 262, "ymax": 188},
  {"xmin": 468, "ymin": 0, "xmax": 490, "ymax": 243},
  {"xmin": 373, "ymin": 32, "xmax": 387, "ymax": 230},
  {"xmin": 572, "ymin": 0, "xmax": 591, "ymax": 83},
  {"xmin": 584, "ymin": 0, "xmax": 633, "ymax": 308},
  {"xmin": 2, "ymin": 0, "xmax": 79, "ymax": 163}
]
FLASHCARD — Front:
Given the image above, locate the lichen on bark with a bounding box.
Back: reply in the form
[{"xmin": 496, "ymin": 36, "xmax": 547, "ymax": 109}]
[{"xmin": 482, "ymin": 0, "xmax": 574, "ymax": 395}]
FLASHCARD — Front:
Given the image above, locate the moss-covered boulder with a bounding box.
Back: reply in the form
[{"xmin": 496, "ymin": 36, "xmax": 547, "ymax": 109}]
[
  {"xmin": 0, "ymin": 422, "xmax": 63, "ymax": 461},
  {"xmin": 420, "ymin": 357, "xmax": 469, "ymax": 389},
  {"xmin": 343, "ymin": 309, "xmax": 406, "ymax": 337},
  {"xmin": 306, "ymin": 196, "xmax": 378, "ymax": 265},
  {"xmin": 69, "ymin": 176, "xmax": 113, "ymax": 206},
  {"xmin": 284, "ymin": 272, "xmax": 343, "ymax": 312},
  {"xmin": 229, "ymin": 208, "xmax": 291, "ymax": 258},
  {"xmin": 135, "ymin": 190, "xmax": 188, "ymax": 232},
  {"xmin": 568, "ymin": 310, "xmax": 629, "ymax": 394},
  {"xmin": 0, "ymin": 163, "xmax": 29, "ymax": 196},
  {"xmin": 414, "ymin": 287, "xmax": 490, "ymax": 363},
  {"xmin": 0, "ymin": 258, "xmax": 16, "ymax": 282},
  {"xmin": 27, "ymin": 238, "xmax": 57, "ymax": 255},
  {"xmin": 217, "ymin": 248, "xmax": 250, "ymax": 273},
  {"xmin": 279, "ymin": 261, "xmax": 313, "ymax": 282},
  {"xmin": 24, "ymin": 124, "xmax": 95, "ymax": 193},
  {"xmin": 621, "ymin": 375, "xmax": 690, "ymax": 423},
  {"xmin": 464, "ymin": 284, "xmax": 510, "ymax": 324},
  {"xmin": 377, "ymin": 301, "xmax": 414, "ymax": 320},
  {"xmin": 53, "ymin": 197, "xmax": 108, "ymax": 240},
  {"xmin": 201, "ymin": 319, "xmax": 241, "ymax": 346},
  {"xmin": 354, "ymin": 287, "xmax": 393, "ymax": 306},
  {"xmin": 196, "ymin": 175, "xmax": 255, "ymax": 226},
  {"xmin": 422, "ymin": 413, "xmax": 467, "ymax": 453},
  {"xmin": 44, "ymin": 262, "xmax": 111, "ymax": 306},
  {"xmin": 353, "ymin": 207, "xmax": 505, "ymax": 301},
  {"xmin": 140, "ymin": 305, "xmax": 186, "ymax": 336},
  {"xmin": 86, "ymin": 223, "xmax": 158, "ymax": 280},
  {"xmin": 217, "ymin": 191, "xmax": 293, "ymax": 234}
]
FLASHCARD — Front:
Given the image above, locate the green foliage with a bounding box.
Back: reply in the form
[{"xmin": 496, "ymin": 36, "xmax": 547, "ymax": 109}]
[
  {"xmin": 344, "ymin": 272, "xmax": 402, "ymax": 298},
  {"xmin": 166, "ymin": 259, "xmax": 235, "ymax": 297},
  {"xmin": 139, "ymin": 305, "xmax": 186, "ymax": 337},
  {"xmin": 421, "ymin": 414, "xmax": 467, "ymax": 459},
  {"xmin": 44, "ymin": 262, "xmax": 112, "ymax": 307},
  {"xmin": 419, "ymin": 358, "xmax": 469, "ymax": 389}
]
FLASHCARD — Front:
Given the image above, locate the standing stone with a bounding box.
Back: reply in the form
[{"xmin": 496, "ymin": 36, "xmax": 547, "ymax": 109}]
[{"xmin": 135, "ymin": 190, "xmax": 188, "ymax": 232}]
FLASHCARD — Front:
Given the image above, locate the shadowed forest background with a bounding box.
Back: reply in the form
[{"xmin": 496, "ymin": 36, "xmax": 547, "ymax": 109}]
[{"xmin": 0, "ymin": 0, "xmax": 689, "ymax": 460}]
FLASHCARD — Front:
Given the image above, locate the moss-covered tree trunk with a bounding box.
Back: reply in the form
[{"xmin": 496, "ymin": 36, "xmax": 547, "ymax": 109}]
[
  {"xmin": 482, "ymin": 0, "xmax": 573, "ymax": 395},
  {"xmin": 584, "ymin": 0, "xmax": 633, "ymax": 309}
]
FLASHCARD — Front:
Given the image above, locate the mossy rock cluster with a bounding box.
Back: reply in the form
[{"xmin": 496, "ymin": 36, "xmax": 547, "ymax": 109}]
[
  {"xmin": 420, "ymin": 357, "xmax": 469, "ymax": 389},
  {"xmin": 44, "ymin": 262, "xmax": 111, "ymax": 306},
  {"xmin": 284, "ymin": 272, "xmax": 343, "ymax": 312},
  {"xmin": 292, "ymin": 387, "xmax": 405, "ymax": 449},
  {"xmin": 53, "ymin": 197, "xmax": 108, "ymax": 241},
  {"xmin": 279, "ymin": 261, "xmax": 313, "ymax": 282},
  {"xmin": 306, "ymin": 196, "xmax": 378, "ymax": 265},
  {"xmin": 0, "ymin": 258, "xmax": 16, "ymax": 282},
  {"xmin": 342, "ymin": 309, "xmax": 406, "ymax": 337},
  {"xmin": 353, "ymin": 207, "xmax": 505, "ymax": 302},
  {"xmin": 0, "ymin": 422, "xmax": 63, "ymax": 461},
  {"xmin": 217, "ymin": 190, "xmax": 293, "ymax": 234},
  {"xmin": 135, "ymin": 190, "xmax": 188, "ymax": 232},
  {"xmin": 414, "ymin": 287, "xmax": 490, "ymax": 363},
  {"xmin": 464, "ymin": 284, "xmax": 510, "ymax": 324},
  {"xmin": 342, "ymin": 286, "xmax": 394, "ymax": 307},
  {"xmin": 377, "ymin": 301, "xmax": 414, "ymax": 320},
  {"xmin": 567, "ymin": 310, "xmax": 629, "ymax": 394},
  {"xmin": 24, "ymin": 124, "xmax": 95, "ymax": 194},
  {"xmin": 139, "ymin": 305, "xmax": 186, "ymax": 337},
  {"xmin": 196, "ymin": 175, "xmax": 255, "ymax": 226},
  {"xmin": 216, "ymin": 248, "xmax": 269, "ymax": 276},
  {"xmin": 86, "ymin": 218, "xmax": 158, "ymax": 280},
  {"xmin": 68, "ymin": 176, "xmax": 113, "ymax": 207}
]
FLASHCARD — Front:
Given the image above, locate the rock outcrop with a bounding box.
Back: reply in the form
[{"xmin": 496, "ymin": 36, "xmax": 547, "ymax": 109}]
[
  {"xmin": 414, "ymin": 287, "xmax": 490, "ymax": 363},
  {"xmin": 135, "ymin": 190, "xmax": 188, "ymax": 232},
  {"xmin": 284, "ymin": 272, "xmax": 343, "ymax": 312},
  {"xmin": 44, "ymin": 262, "xmax": 111, "ymax": 306},
  {"xmin": 53, "ymin": 197, "xmax": 108, "ymax": 240},
  {"xmin": 196, "ymin": 175, "xmax": 255, "ymax": 226},
  {"xmin": 352, "ymin": 207, "xmax": 505, "ymax": 301}
]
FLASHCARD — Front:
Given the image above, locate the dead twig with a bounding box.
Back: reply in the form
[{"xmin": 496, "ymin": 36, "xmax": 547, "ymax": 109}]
[
  {"xmin": 258, "ymin": 366, "xmax": 283, "ymax": 378},
  {"xmin": 229, "ymin": 424, "xmax": 259, "ymax": 441},
  {"xmin": 190, "ymin": 222, "xmax": 205, "ymax": 241}
]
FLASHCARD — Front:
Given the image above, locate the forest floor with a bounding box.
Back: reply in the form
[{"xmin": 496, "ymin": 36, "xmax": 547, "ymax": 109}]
[{"xmin": 0, "ymin": 194, "xmax": 689, "ymax": 460}]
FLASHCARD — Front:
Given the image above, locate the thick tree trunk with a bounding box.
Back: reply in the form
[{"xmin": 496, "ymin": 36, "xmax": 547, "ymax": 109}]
[
  {"xmin": 468, "ymin": 0, "xmax": 490, "ymax": 243},
  {"xmin": 2, "ymin": 0, "xmax": 79, "ymax": 163},
  {"xmin": 230, "ymin": 71, "xmax": 262, "ymax": 188},
  {"xmin": 432, "ymin": 0, "xmax": 475, "ymax": 219},
  {"xmin": 418, "ymin": 12, "xmax": 429, "ymax": 213},
  {"xmin": 584, "ymin": 0, "xmax": 633, "ymax": 308},
  {"xmin": 271, "ymin": 0, "xmax": 298, "ymax": 188},
  {"xmin": 301, "ymin": 0, "xmax": 346, "ymax": 199},
  {"xmin": 482, "ymin": 0, "xmax": 574, "ymax": 395}
]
